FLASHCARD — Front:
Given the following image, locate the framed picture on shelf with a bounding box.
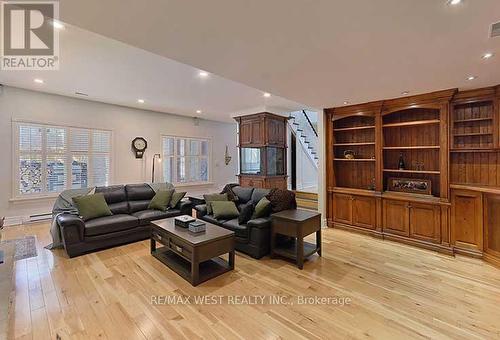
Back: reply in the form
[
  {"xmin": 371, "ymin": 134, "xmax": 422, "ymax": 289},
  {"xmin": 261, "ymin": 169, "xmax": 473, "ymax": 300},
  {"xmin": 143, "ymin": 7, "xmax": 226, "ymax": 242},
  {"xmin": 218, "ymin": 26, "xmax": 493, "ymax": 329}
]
[{"xmin": 388, "ymin": 177, "xmax": 432, "ymax": 195}]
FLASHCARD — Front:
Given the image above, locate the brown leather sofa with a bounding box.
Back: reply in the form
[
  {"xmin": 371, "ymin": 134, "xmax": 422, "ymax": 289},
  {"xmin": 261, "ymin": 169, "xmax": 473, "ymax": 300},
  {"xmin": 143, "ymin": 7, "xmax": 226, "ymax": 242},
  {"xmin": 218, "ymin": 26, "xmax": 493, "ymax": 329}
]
[{"xmin": 57, "ymin": 184, "xmax": 192, "ymax": 258}]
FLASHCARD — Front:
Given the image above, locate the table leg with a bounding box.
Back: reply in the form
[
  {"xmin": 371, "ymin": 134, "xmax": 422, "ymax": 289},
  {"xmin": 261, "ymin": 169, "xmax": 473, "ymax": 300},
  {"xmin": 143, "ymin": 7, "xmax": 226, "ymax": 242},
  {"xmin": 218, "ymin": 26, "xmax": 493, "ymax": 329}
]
[
  {"xmin": 270, "ymin": 225, "xmax": 276, "ymax": 259},
  {"xmin": 229, "ymin": 250, "xmax": 235, "ymax": 270},
  {"xmin": 191, "ymin": 260, "xmax": 199, "ymax": 286},
  {"xmin": 316, "ymin": 228, "xmax": 322, "ymax": 256},
  {"xmin": 150, "ymin": 238, "xmax": 156, "ymax": 254},
  {"xmin": 297, "ymin": 235, "xmax": 304, "ymax": 270}
]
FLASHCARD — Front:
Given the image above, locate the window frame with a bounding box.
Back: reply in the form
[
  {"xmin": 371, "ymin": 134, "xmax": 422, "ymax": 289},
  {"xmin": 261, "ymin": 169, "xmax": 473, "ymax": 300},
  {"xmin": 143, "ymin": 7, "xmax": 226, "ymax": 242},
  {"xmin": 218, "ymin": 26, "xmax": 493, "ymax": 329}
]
[
  {"xmin": 12, "ymin": 120, "xmax": 113, "ymax": 199},
  {"xmin": 161, "ymin": 134, "xmax": 211, "ymax": 186}
]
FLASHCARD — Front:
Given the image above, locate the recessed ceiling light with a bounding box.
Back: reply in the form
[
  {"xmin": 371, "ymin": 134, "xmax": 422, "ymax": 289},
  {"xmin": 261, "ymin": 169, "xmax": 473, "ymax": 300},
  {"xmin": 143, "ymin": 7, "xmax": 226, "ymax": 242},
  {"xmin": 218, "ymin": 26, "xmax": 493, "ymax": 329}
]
[
  {"xmin": 482, "ymin": 52, "xmax": 494, "ymax": 59},
  {"xmin": 263, "ymin": 92, "xmax": 271, "ymax": 98},
  {"xmin": 448, "ymin": 0, "xmax": 462, "ymax": 5},
  {"xmin": 196, "ymin": 110, "xmax": 202, "ymax": 114},
  {"xmin": 467, "ymin": 76, "xmax": 477, "ymax": 81},
  {"xmin": 343, "ymin": 101, "xmax": 350, "ymax": 105},
  {"xmin": 401, "ymin": 91, "xmax": 410, "ymax": 95},
  {"xmin": 52, "ymin": 20, "xmax": 65, "ymax": 29},
  {"xmin": 199, "ymin": 71, "xmax": 209, "ymax": 77},
  {"xmin": 137, "ymin": 99, "xmax": 145, "ymax": 103},
  {"xmin": 34, "ymin": 78, "xmax": 44, "ymax": 84}
]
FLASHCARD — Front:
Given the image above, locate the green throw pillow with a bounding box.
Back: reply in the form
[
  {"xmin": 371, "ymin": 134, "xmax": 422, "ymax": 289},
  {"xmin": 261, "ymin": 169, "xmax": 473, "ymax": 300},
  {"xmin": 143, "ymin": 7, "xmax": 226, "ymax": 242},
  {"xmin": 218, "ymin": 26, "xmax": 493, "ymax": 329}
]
[
  {"xmin": 148, "ymin": 189, "xmax": 174, "ymax": 211},
  {"xmin": 204, "ymin": 193, "xmax": 228, "ymax": 215},
  {"xmin": 169, "ymin": 191, "xmax": 186, "ymax": 208},
  {"xmin": 211, "ymin": 201, "xmax": 240, "ymax": 220},
  {"xmin": 252, "ymin": 197, "xmax": 271, "ymax": 219},
  {"xmin": 73, "ymin": 193, "xmax": 113, "ymax": 221}
]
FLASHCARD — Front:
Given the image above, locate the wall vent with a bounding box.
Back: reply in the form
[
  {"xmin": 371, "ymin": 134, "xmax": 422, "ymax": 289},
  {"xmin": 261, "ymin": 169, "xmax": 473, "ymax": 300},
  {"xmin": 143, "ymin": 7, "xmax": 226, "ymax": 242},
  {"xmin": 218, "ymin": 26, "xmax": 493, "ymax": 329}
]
[{"xmin": 491, "ymin": 21, "xmax": 500, "ymax": 38}]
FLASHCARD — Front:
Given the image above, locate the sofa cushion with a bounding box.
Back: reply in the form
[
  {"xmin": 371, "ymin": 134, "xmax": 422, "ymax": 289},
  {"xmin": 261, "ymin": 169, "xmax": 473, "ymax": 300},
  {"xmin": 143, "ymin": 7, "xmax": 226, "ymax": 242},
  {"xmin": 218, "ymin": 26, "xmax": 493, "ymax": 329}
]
[
  {"xmin": 73, "ymin": 193, "xmax": 113, "ymax": 221},
  {"xmin": 129, "ymin": 200, "xmax": 151, "ymax": 213},
  {"xmin": 170, "ymin": 191, "xmax": 186, "ymax": 208},
  {"xmin": 222, "ymin": 219, "xmax": 249, "ymax": 239},
  {"xmin": 266, "ymin": 188, "xmax": 297, "ymax": 213},
  {"xmin": 95, "ymin": 185, "xmax": 127, "ymax": 204},
  {"xmin": 84, "ymin": 214, "xmax": 139, "ymax": 237},
  {"xmin": 251, "ymin": 188, "xmax": 270, "ymax": 205},
  {"xmin": 212, "ymin": 201, "xmax": 240, "ymax": 220},
  {"xmin": 238, "ymin": 202, "xmax": 254, "ymax": 224},
  {"xmin": 132, "ymin": 209, "xmax": 181, "ymax": 224},
  {"xmin": 204, "ymin": 193, "xmax": 228, "ymax": 215},
  {"xmin": 148, "ymin": 189, "xmax": 174, "ymax": 211},
  {"xmin": 232, "ymin": 186, "xmax": 254, "ymax": 203},
  {"xmin": 201, "ymin": 214, "xmax": 228, "ymax": 226},
  {"xmin": 252, "ymin": 197, "xmax": 272, "ymax": 219},
  {"xmin": 126, "ymin": 184, "xmax": 156, "ymax": 200},
  {"xmin": 107, "ymin": 201, "xmax": 129, "ymax": 215}
]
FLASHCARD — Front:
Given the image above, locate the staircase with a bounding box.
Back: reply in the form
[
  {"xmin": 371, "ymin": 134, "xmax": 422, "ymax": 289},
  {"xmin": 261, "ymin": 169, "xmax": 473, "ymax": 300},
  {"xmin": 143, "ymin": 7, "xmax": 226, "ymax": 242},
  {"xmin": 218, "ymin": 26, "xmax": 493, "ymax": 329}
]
[
  {"xmin": 295, "ymin": 191, "xmax": 319, "ymax": 211},
  {"xmin": 289, "ymin": 110, "xmax": 319, "ymax": 168}
]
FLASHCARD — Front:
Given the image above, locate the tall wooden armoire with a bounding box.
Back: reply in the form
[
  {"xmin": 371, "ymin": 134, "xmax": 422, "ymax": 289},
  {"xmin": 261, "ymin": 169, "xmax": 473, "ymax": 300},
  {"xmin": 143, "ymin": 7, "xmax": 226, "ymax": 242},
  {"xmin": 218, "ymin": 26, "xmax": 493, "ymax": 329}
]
[{"xmin": 235, "ymin": 112, "xmax": 288, "ymax": 189}]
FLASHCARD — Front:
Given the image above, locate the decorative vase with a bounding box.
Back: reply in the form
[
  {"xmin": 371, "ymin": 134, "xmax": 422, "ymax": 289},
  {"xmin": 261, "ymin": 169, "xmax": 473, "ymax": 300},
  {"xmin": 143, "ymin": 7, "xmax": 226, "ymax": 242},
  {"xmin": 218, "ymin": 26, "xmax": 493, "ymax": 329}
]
[{"xmin": 344, "ymin": 150, "xmax": 355, "ymax": 159}]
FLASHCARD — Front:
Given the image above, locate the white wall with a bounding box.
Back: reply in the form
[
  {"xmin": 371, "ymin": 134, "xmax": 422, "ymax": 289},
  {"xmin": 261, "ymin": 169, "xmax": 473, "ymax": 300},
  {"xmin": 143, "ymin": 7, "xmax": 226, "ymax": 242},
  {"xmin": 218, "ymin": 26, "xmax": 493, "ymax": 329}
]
[
  {"xmin": 295, "ymin": 138, "xmax": 318, "ymax": 191},
  {"xmin": 0, "ymin": 86, "xmax": 238, "ymax": 223}
]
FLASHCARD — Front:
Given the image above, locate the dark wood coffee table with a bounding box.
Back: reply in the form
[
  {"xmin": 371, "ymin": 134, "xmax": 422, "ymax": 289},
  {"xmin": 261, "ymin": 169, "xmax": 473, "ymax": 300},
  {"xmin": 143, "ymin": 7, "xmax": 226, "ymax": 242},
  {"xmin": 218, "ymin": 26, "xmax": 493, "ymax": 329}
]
[{"xmin": 150, "ymin": 218, "xmax": 235, "ymax": 286}]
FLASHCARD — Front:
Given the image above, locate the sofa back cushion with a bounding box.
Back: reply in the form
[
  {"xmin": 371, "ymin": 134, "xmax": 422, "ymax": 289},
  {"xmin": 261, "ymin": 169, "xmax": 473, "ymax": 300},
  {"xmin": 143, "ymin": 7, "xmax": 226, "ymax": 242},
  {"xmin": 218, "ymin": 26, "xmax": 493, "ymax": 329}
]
[
  {"xmin": 232, "ymin": 186, "xmax": 254, "ymax": 204},
  {"xmin": 251, "ymin": 188, "xmax": 270, "ymax": 205},
  {"xmin": 126, "ymin": 184, "xmax": 156, "ymax": 213},
  {"xmin": 95, "ymin": 185, "xmax": 128, "ymax": 214}
]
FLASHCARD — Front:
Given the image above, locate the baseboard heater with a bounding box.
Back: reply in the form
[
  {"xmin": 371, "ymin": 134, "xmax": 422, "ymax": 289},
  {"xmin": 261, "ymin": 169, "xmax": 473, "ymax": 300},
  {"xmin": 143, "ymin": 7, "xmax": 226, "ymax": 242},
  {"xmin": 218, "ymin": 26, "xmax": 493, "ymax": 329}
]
[{"xmin": 29, "ymin": 212, "xmax": 52, "ymax": 222}]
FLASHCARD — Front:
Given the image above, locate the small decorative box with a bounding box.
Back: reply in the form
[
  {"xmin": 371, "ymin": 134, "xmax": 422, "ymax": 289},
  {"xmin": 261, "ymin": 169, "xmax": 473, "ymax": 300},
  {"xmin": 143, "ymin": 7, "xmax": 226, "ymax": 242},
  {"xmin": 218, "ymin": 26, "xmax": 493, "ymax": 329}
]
[
  {"xmin": 174, "ymin": 215, "xmax": 196, "ymax": 228},
  {"xmin": 189, "ymin": 221, "xmax": 206, "ymax": 233}
]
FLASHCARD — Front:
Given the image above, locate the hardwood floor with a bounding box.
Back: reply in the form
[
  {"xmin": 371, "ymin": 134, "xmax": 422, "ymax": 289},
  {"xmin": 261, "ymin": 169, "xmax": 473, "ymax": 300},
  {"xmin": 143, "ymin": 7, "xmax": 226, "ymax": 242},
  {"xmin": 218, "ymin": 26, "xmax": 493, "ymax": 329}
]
[{"xmin": 3, "ymin": 222, "xmax": 500, "ymax": 340}]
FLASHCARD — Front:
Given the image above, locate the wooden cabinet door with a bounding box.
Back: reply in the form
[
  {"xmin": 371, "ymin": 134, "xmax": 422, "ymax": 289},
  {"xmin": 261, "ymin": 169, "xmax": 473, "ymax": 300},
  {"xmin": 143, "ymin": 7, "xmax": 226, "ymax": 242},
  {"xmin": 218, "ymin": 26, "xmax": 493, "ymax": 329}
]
[
  {"xmin": 352, "ymin": 196, "xmax": 376, "ymax": 230},
  {"xmin": 332, "ymin": 193, "xmax": 352, "ymax": 225},
  {"xmin": 409, "ymin": 203, "xmax": 441, "ymax": 244},
  {"xmin": 250, "ymin": 120, "xmax": 263, "ymax": 145},
  {"xmin": 267, "ymin": 118, "xmax": 286, "ymax": 146},
  {"xmin": 451, "ymin": 190, "xmax": 483, "ymax": 252},
  {"xmin": 239, "ymin": 119, "xmax": 263, "ymax": 146},
  {"xmin": 239, "ymin": 121, "xmax": 253, "ymax": 145},
  {"xmin": 484, "ymin": 194, "xmax": 500, "ymax": 259},
  {"xmin": 382, "ymin": 199, "xmax": 409, "ymax": 237}
]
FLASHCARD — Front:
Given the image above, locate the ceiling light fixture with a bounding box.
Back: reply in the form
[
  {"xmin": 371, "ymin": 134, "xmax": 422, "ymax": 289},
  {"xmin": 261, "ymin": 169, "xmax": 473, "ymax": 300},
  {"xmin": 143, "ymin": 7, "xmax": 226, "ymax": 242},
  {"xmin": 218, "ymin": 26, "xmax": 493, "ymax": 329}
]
[
  {"xmin": 482, "ymin": 52, "xmax": 494, "ymax": 59},
  {"xmin": 196, "ymin": 110, "xmax": 202, "ymax": 114},
  {"xmin": 467, "ymin": 76, "xmax": 477, "ymax": 81},
  {"xmin": 52, "ymin": 20, "xmax": 65, "ymax": 29},
  {"xmin": 401, "ymin": 91, "xmax": 410, "ymax": 95},
  {"xmin": 448, "ymin": 0, "xmax": 462, "ymax": 5},
  {"xmin": 137, "ymin": 99, "xmax": 145, "ymax": 103},
  {"xmin": 343, "ymin": 101, "xmax": 350, "ymax": 105},
  {"xmin": 34, "ymin": 78, "xmax": 44, "ymax": 84},
  {"xmin": 199, "ymin": 71, "xmax": 208, "ymax": 77},
  {"xmin": 263, "ymin": 92, "xmax": 271, "ymax": 98}
]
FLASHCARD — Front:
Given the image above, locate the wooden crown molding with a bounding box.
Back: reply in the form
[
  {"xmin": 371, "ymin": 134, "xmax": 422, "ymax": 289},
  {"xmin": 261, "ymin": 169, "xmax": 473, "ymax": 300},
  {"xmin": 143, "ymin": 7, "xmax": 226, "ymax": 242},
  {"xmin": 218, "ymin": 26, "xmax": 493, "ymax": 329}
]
[
  {"xmin": 452, "ymin": 86, "xmax": 497, "ymax": 104},
  {"xmin": 381, "ymin": 89, "xmax": 457, "ymax": 114},
  {"xmin": 327, "ymin": 101, "xmax": 384, "ymax": 120}
]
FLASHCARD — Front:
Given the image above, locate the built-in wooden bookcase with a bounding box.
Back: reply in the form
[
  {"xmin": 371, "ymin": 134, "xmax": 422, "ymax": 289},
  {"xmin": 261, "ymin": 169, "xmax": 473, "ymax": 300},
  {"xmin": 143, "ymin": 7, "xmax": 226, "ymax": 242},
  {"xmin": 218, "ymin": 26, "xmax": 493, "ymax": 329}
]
[
  {"xmin": 451, "ymin": 101, "xmax": 495, "ymax": 150},
  {"xmin": 333, "ymin": 115, "xmax": 376, "ymax": 190},
  {"xmin": 382, "ymin": 108, "xmax": 441, "ymax": 197}
]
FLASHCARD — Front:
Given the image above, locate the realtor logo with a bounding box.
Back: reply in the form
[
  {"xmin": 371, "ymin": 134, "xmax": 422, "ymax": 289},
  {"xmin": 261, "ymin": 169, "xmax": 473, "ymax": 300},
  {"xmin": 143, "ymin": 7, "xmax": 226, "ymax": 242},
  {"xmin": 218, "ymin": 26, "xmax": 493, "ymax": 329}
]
[{"xmin": 1, "ymin": 0, "xmax": 59, "ymax": 70}]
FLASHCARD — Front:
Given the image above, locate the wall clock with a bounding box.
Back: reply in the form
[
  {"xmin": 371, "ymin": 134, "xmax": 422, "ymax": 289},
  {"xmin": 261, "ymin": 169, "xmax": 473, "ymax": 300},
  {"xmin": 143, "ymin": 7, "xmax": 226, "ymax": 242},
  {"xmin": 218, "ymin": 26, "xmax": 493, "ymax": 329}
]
[{"xmin": 132, "ymin": 137, "xmax": 147, "ymax": 158}]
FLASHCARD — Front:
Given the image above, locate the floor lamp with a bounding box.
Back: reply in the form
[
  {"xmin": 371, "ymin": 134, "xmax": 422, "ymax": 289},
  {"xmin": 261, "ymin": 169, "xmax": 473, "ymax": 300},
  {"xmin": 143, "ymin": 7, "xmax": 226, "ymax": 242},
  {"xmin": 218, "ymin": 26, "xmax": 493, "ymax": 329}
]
[{"xmin": 151, "ymin": 154, "xmax": 162, "ymax": 183}]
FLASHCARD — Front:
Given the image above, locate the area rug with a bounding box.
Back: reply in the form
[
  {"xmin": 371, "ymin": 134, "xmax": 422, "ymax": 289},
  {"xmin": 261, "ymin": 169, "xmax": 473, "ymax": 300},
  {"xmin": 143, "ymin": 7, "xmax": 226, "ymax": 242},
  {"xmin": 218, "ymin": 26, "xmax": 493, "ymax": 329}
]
[{"xmin": 0, "ymin": 236, "xmax": 37, "ymax": 261}]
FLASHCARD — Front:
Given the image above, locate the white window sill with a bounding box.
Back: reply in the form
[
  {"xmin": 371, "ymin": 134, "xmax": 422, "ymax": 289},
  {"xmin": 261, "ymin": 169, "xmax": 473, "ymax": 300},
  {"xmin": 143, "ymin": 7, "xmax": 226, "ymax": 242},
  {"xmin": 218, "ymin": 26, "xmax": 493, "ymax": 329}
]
[
  {"xmin": 9, "ymin": 194, "xmax": 59, "ymax": 203},
  {"xmin": 173, "ymin": 182, "xmax": 215, "ymax": 188}
]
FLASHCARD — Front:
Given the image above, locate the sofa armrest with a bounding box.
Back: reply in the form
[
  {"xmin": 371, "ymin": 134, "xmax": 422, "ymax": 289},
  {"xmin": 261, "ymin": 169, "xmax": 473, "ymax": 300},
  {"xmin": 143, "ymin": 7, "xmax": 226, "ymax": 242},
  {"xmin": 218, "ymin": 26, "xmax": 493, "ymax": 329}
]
[
  {"xmin": 247, "ymin": 217, "xmax": 271, "ymax": 229},
  {"xmin": 194, "ymin": 204, "xmax": 207, "ymax": 218},
  {"xmin": 57, "ymin": 214, "xmax": 85, "ymax": 245},
  {"xmin": 177, "ymin": 199, "xmax": 192, "ymax": 216}
]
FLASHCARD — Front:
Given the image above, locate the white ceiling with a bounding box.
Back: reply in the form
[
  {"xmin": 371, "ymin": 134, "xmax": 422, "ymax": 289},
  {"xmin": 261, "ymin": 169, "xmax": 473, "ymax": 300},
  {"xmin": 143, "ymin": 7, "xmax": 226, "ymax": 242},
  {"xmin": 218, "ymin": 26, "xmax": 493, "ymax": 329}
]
[
  {"xmin": 0, "ymin": 25, "xmax": 306, "ymax": 122},
  {"xmin": 56, "ymin": 0, "xmax": 500, "ymax": 109}
]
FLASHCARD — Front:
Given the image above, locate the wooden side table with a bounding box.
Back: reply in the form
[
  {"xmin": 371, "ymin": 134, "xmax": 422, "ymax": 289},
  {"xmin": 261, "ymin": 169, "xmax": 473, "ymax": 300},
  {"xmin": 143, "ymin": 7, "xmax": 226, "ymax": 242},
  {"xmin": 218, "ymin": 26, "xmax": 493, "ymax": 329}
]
[{"xmin": 270, "ymin": 209, "xmax": 322, "ymax": 269}]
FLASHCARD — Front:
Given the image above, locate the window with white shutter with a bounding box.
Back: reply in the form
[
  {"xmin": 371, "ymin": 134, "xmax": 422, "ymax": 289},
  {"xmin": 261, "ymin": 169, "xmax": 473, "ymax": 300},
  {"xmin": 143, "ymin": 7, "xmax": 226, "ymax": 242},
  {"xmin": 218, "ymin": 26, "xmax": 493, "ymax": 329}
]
[
  {"xmin": 14, "ymin": 122, "xmax": 112, "ymax": 197},
  {"xmin": 162, "ymin": 136, "xmax": 209, "ymax": 185}
]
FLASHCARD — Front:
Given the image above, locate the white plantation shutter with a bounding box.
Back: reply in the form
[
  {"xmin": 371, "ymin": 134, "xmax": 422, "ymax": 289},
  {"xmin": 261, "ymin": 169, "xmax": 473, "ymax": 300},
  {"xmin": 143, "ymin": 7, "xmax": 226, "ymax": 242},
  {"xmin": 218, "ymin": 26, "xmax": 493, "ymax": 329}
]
[
  {"xmin": 14, "ymin": 122, "xmax": 112, "ymax": 197},
  {"xmin": 162, "ymin": 136, "xmax": 209, "ymax": 184}
]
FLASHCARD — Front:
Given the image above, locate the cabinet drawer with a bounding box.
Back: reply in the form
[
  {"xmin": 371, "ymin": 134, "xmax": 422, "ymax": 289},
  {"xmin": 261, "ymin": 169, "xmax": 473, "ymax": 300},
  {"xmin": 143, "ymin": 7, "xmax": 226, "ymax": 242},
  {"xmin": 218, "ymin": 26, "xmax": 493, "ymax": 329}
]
[{"xmin": 168, "ymin": 235, "xmax": 193, "ymax": 260}]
